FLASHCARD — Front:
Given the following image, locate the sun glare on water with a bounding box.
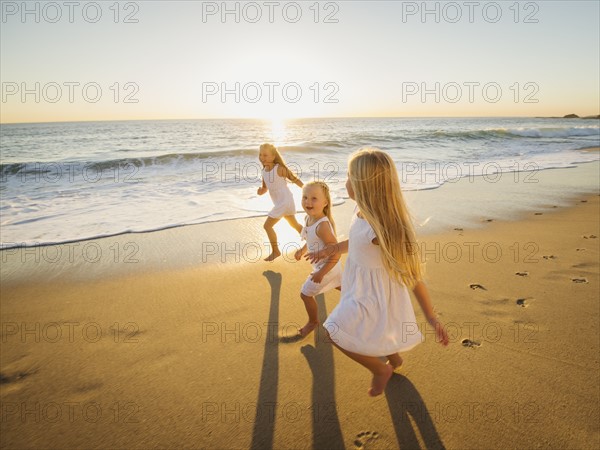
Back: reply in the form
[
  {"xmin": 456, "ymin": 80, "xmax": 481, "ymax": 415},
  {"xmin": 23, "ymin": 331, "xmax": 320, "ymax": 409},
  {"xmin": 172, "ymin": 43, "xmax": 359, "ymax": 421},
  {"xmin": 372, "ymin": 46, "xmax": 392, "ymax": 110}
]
[{"xmin": 266, "ymin": 117, "xmax": 288, "ymax": 147}]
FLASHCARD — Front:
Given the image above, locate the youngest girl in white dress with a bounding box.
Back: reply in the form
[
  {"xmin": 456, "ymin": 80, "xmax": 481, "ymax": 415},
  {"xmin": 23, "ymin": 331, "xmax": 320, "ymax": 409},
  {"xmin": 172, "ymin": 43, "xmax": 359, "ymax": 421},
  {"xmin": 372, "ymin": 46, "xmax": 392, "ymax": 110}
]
[{"xmin": 294, "ymin": 181, "xmax": 342, "ymax": 338}]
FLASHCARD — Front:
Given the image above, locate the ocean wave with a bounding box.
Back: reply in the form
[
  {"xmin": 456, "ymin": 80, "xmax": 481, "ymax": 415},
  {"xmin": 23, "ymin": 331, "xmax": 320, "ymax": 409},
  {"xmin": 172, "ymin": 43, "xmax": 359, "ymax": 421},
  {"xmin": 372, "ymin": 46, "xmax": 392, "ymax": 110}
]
[
  {"xmin": 501, "ymin": 126, "xmax": 600, "ymax": 138},
  {"xmin": 431, "ymin": 126, "xmax": 599, "ymax": 140},
  {"xmin": 0, "ymin": 143, "xmax": 347, "ymax": 176},
  {"xmin": 4, "ymin": 125, "xmax": 597, "ymax": 177}
]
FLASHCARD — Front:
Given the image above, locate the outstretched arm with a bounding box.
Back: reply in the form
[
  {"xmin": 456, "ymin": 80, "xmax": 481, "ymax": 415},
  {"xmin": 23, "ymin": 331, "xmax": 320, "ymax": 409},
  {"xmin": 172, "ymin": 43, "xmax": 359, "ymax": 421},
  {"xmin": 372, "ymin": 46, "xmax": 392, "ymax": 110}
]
[
  {"xmin": 412, "ymin": 281, "xmax": 449, "ymax": 346},
  {"xmin": 278, "ymin": 165, "xmax": 303, "ymax": 188},
  {"xmin": 305, "ymin": 239, "xmax": 348, "ymax": 264}
]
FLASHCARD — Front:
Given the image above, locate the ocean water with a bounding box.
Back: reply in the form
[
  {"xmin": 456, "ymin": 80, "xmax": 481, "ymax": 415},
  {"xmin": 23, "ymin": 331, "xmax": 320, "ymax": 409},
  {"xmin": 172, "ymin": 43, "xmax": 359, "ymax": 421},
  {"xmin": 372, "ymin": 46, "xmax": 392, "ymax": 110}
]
[{"xmin": 1, "ymin": 117, "xmax": 598, "ymax": 248}]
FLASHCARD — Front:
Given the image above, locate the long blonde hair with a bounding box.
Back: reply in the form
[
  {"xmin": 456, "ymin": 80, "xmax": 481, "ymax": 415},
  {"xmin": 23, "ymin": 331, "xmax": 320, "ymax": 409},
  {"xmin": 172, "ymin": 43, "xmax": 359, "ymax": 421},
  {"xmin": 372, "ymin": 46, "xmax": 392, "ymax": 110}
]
[
  {"xmin": 260, "ymin": 143, "xmax": 291, "ymax": 172},
  {"xmin": 303, "ymin": 180, "xmax": 336, "ymax": 235},
  {"xmin": 348, "ymin": 147, "xmax": 422, "ymax": 287}
]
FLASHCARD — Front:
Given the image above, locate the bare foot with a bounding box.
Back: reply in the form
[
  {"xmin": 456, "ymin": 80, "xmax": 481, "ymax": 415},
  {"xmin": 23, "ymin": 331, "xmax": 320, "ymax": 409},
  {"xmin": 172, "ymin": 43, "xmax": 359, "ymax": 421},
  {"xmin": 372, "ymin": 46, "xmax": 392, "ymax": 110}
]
[
  {"xmin": 299, "ymin": 322, "xmax": 319, "ymax": 338},
  {"xmin": 368, "ymin": 364, "xmax": 393, "ymax": 397},
  {"xmin": 386, "ymin": 353, "xmax": 403, "ymax": 370},
  {"xmin": 264, "ymin": 250, "xmax": 281, "ymax": 262}
]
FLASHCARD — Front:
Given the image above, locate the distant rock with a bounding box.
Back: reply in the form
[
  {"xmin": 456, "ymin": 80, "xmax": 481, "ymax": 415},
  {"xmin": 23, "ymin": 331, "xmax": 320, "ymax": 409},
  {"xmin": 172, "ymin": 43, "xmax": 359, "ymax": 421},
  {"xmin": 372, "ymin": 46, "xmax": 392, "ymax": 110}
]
[{"xmin": 536, "ymin": 114, "xmax": 599, "ymax": 119}]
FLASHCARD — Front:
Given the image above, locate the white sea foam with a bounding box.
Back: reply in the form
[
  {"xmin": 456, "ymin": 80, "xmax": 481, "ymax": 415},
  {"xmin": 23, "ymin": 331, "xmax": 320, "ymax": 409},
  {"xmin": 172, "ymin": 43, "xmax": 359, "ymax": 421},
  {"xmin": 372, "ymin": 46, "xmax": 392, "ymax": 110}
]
[{"xmin": 501, "ymin": 126, "xmax": 599, "ymax": 138}]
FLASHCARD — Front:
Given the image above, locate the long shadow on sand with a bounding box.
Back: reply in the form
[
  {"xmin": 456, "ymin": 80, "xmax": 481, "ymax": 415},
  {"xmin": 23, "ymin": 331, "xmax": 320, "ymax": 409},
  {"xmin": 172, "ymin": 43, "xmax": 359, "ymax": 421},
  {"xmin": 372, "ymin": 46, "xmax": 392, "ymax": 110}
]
[
  {"xmin": 250, "ymin": 270, "xmax": 282, "ymax": 450},
  {"xmin": 385, "ymin": 375, "xmax": 445, "ymax": 449},
  {"xmin": 254, "ymin": 272, "xmax": 442, "ymax": 449},
  {"xmin": 300, "ymin": 293, "xmax": 345, "ymax": 450}
]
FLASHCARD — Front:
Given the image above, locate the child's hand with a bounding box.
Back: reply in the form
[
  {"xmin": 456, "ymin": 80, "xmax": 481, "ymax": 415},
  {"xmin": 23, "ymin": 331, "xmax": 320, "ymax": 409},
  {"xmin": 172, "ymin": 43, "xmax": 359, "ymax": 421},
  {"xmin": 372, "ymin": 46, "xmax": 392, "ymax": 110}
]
[
  {"xmin": 429, "ymin": 318, "xmax": 449, "ymax": 346},
  {"xmin": 310, "ymin": 270, "xmax": 324, "ymax": 284},
  {"xmin": 257, "ymin": 187, "xmax": 267, "ymax": 195},
  {"xmin": 294, "ymin": 249, "xmax": 304, "ymax": 261},
  {"xmin": 305, "ymin": 249, "xmax": 325, "ymax": 264}
]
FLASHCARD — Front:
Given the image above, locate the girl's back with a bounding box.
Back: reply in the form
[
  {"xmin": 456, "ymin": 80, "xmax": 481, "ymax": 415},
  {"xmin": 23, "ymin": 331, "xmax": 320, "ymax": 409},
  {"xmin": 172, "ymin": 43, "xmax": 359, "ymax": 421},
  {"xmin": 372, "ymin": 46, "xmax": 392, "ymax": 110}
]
[{"xmin": 347, "ymin": 214, "xmax": 385, "ymax": 269}]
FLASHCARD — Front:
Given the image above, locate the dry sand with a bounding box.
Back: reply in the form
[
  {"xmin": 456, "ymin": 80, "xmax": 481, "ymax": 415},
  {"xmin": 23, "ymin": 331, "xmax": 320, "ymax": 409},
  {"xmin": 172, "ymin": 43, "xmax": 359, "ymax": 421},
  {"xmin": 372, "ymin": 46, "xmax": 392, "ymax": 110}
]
[{"xmin": 1, "ymin": 178, "xmax": 599, "ymax": 449}]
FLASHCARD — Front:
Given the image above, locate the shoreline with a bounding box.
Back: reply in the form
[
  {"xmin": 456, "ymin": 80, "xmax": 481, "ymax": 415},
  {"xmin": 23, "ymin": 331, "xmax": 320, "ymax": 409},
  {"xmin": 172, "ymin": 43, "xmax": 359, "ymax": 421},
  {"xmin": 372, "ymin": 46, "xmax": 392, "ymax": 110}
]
[
  {"xmin": 2, "ymin": 147, "xmax": 598, "ymax": 252},
  {"xmin": 1, "ymin": 158, "xmax": 598, "ymax": 284}
]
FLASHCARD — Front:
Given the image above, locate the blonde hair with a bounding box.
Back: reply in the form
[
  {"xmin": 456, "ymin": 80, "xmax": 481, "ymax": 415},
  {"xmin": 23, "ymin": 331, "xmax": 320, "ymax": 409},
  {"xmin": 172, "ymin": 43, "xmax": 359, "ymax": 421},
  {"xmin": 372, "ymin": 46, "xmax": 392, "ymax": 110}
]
[
  {"xmin": 259, "ymin": 143, "xmax": 291, "ymax": 172},
  {"xmin": 348, "ymin": 147, "xmax": 422, "ymax": 287},
  {"xmin": 303, "ymin": 181, "xmax": 336, "ymax": 235}
]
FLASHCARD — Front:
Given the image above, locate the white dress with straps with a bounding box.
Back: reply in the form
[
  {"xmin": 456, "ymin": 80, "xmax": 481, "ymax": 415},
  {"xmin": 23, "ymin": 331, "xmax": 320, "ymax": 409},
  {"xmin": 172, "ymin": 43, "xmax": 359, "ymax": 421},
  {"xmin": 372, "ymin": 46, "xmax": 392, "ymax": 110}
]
[
  {"xmin": 323, "ymin": 213, "xmax": 423, "ymax": 356},
  {"xmin": 300, "ymin": 216, "xmax": 342, "ymax": 297},
  {"xmin": 262, "ymin": 164, "xmax": 296, "ymax": 219}
]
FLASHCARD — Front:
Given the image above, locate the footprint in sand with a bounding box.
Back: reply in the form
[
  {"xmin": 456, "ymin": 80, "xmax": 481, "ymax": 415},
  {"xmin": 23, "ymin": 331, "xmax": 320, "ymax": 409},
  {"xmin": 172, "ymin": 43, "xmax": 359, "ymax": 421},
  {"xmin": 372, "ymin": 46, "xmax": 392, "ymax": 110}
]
[
  {"xmin": 542, "ymin": 255, "xmax": 557, "ymax": 260},
  {"xmin": 0, "ymin": 368, "xmax": 37, "ymax": 393},
  {"xmin": 469, "ymin": 283, "xmax": 487, "ymax": 291},
  {"xmin": 580, "ymin": 200, "xmax": 588, "ymax": 203},
  {"xmin": 354, "ymin": 431, "xmax": 380, "ymax": 448},
  {"xmin": 576, "ymin": 248, "xmax": 586, "ymax": 252},
  {"xmin": 69, "ymin": 381, "xmax": 105, "ymax": 402},
  {"xmin": 571, "ymin": 277, "xmax": 588, "ymax": 284},
  {"xmin": 0, "ymin": 371, "xmax": 34, "ymax": 385},
  {"xmin": 461, "ymin": 339, "xmax": 481, "ymax": 348},
  {"xmin": 534, "ymin": 212, "xmax": 543, "ymax": 215},
  {"xmin": 515, "ymin": 271, "xmax": 529, "ymax": 277},
  {"xmin": 484, "ymin": 219, "xmax": 494, "ymax": 223},
  {"xmin": 583, "ymin": 235, "xmax": 597, "ymax": 239},
  {"xmin": 454, "ymin": 227, "xmax": 463, "ymax": 231},
  {"xmin": 516, "ymin": 297, "xmax": 532, "ymax": 307},
  {"xmin": 572, "ymin": 262, "xmax": 593, "ymax": 269}
]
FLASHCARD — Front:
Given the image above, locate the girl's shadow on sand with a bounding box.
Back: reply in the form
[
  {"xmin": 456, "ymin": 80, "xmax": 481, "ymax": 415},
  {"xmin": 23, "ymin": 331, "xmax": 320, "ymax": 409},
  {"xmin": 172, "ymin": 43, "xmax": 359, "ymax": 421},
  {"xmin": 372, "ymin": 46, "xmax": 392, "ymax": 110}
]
[
  {"xmin": 256, "ymin": 274, "xmax": 344, "ymax": 449},
  {"xmin": 385, "ymin": 375, "xmax": 446, "ymax": 450},
  {"xmin": 299, "ymin": 293, "xmax": 344, "ymax": 450},
  {"xmin": 250, "ymin": 270, "xmax": 282, "ymax": 450},
  {"xmin": 254, "ymin": 271, "xmax": 444, "ymax": 450}
]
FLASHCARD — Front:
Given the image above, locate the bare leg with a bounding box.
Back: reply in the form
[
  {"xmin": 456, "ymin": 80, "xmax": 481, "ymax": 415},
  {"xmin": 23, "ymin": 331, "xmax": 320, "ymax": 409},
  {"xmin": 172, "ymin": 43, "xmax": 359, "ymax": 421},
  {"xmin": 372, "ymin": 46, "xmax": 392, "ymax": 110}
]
[
  {"xmin": 283, "ymin": 214, "xmax": 303, "ymax": 234},
  {"xmin": 263, "ymin": 217, "xmax": 281, "ymax": 261},
  {"xmin": 386, "ymin": 353, "xmax": 403, "ymax": 370},
  {"xmin": 299, "ymin": 293, "xmax": 319, "ymax": 337},
  {"xmin": 326, "ymin": 331, "xmax": 393, "ymax": 396}
]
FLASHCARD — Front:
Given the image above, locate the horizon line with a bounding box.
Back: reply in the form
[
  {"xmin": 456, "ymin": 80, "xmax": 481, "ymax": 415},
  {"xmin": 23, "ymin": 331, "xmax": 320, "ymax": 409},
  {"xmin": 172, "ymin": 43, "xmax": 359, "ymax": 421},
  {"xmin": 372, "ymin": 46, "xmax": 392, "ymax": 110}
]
[{"xmin": 2, "ymin": 113, "xmax": 599, "ymax": 126}]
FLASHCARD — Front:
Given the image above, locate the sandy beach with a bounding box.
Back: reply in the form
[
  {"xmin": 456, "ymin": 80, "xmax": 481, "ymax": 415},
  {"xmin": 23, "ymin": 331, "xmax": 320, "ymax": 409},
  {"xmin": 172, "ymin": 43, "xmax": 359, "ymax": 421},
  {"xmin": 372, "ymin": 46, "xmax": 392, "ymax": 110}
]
[{"xmin": 1, "ymin": 162, "xmax": 599, "ymax": 449}]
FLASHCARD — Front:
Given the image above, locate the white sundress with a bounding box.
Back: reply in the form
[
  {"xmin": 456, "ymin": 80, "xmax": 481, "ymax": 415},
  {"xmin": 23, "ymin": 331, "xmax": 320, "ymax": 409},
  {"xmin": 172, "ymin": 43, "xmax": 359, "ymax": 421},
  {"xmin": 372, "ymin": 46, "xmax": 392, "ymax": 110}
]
[
  {"xmin": 323, "ymin": 213, "xmax": 423, "ymax": 356},
  {"xmin": 300, "ymin": 216, "xmax": 342, "ymax": 297},
  {"xmin": 262, "ymin": 164, "xmax": 297, "ymax": 219}
]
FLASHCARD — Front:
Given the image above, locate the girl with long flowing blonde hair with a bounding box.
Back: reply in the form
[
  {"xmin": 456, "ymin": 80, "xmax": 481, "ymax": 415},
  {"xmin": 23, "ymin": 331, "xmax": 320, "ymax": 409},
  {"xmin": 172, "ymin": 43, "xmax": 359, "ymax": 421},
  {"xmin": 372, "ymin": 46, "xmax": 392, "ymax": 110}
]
[
  {"xmin": 257, "ymin": 143, "xmax": 304, "ymax": 261},
  {"xmin": 306, "ymin": 147, "xmax": 448, "ymax": 396}
]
